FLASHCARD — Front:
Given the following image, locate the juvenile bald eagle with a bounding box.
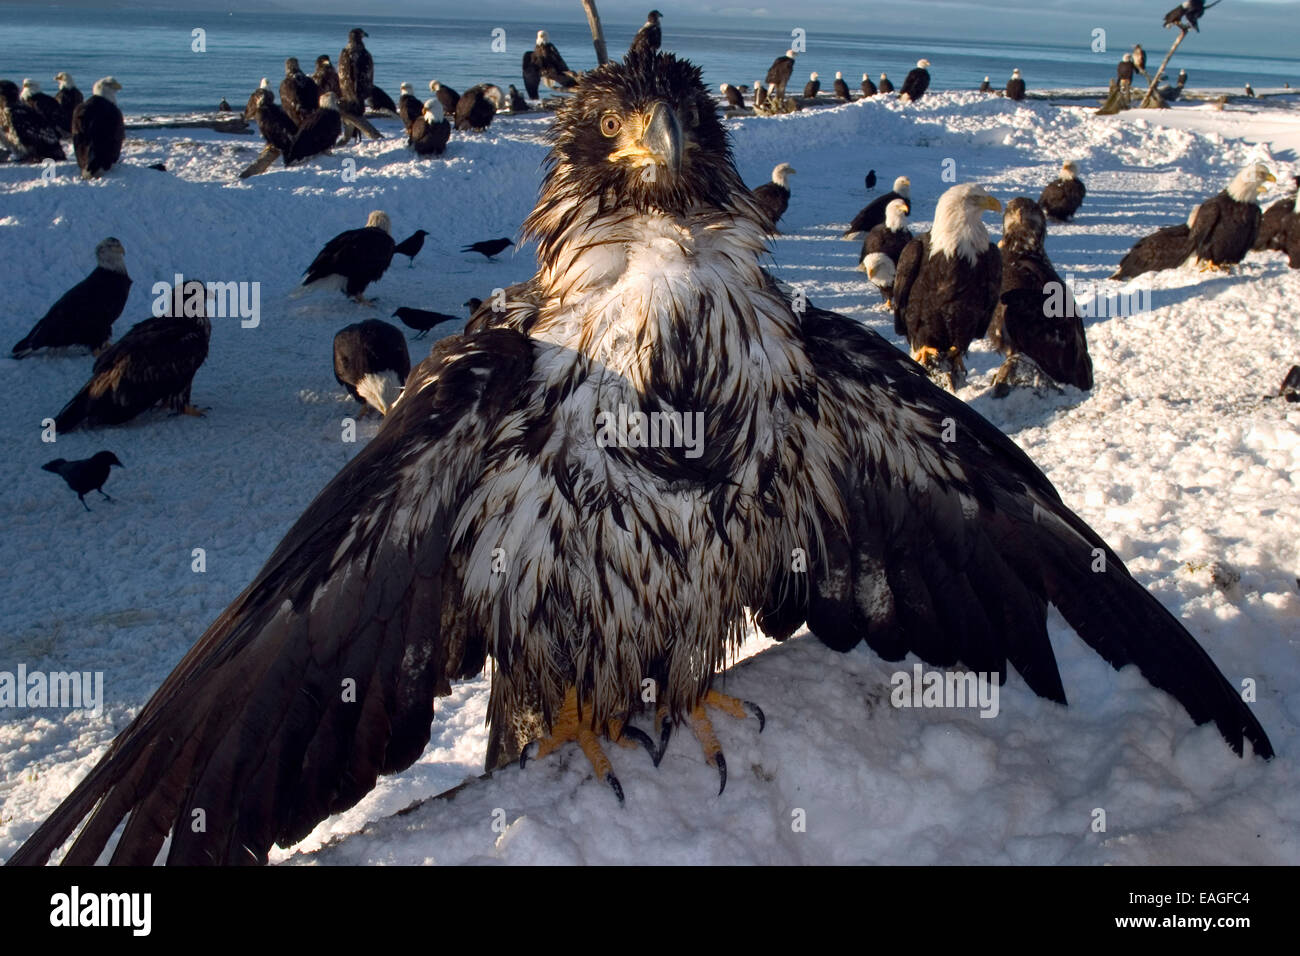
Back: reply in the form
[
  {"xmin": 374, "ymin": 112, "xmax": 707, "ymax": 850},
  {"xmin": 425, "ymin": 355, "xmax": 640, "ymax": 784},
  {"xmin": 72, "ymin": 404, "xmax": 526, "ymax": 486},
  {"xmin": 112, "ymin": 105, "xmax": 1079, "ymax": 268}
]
[
  {"xmin": 1006, "ymin": 69, "xmax": 1025, "ymax": 100},
  {"xmin": 12, "ymin": 238, "xmax": 131, "ymax": 358},
  {"xmin": 245, "ymin": 87, "xmax": 296, "ymax": 153},
  {"xmin": 454, "ymin": 84, "xmax": 501, "ymax": 132},
  {"xmin": 298, "ymin": 210, "xmax": 396, "ymax": 303},
  {"xmin": 1254, "ymin": 178, "xmax": 1299, "ymax": 252},
  {"xmin": 279, "ymin": 58, "xmax": 319, "ymax": 127},
  {"xmin": 1039, "ymin": 160, "xmax": 1086, "ymax": 222},
  {"xmin": 751, "ymin": 162, "xmax": 796, "ymax": 232},
  {"xmin": 988, "ymin": 198, "xmax": 1093, "ymax": 394},
  {"xmin": 409, "ymin": 99, "xmax": 450, "ymax": 156},
  {"xmin": 630, "ymin": 10, "xmax": 663, "ymax": 57},
  {"xmin": 857, "ymin": 198, "xmax": 911, "ymax": 308},
  {"xmin": 508, "ymin": 85, "xmax": 530, "ymax": 113},
  {"xmin": 0, "ymin": 79, "xmax": 65, "ymax": 161},
  {"xmin": 284, "ymin": 92, "xmax": 342, "ymax": 165},
  {"xmin": 10, "ymin": 51, "xmax": 1270, "ymax": 868},
  {"xmin": 1164, "ymin": 0, "xmax": 1206, "ymax": 31},
  {"xmin": 522, "ymin": 51, "xmax": 542, "ymax": 100},
  {"xmin": 338, "ymin": 28, "xmax": 374, "ymax": 110},
  {"xmin": 893, "ymin": 182, "xmax": 1003, "ymax": 388},
  {"xmin": 1190, "ymin": 163, "xmax": 1275, "ymax": 269},
  {"xmin": 72, "ymin": 77, "xmax": 124, "ymax": 178},
  {"xmin": 765, "ymin": 49, "xmax": 796, "ymax": 101},
  {"xmin": 52, "ymin": 279, "xmax": 211, "ymax": 432},
  {"xmin": 312, "ymin": 56, "xmax": 341, "ymax": 96},
  {"xmin": 899, "ymin": 59, "xmax": 931, "ymax": 102},
  {"xmin": 333, "ymin": 319, "xmax": 411, "ymax": 416},
  {"xmin": 844, "ymin": 175, "xmax": 911, "ymax": 239},
  {"xmin": 54, "ymin": 73, "xmax": 83, "ymax": 133}
]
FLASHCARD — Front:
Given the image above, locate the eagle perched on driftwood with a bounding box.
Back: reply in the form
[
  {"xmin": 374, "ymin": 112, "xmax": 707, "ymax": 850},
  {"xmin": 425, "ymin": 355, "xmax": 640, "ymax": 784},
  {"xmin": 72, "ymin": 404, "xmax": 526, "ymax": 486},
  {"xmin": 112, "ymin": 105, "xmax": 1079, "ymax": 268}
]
[{"xmin": 10, "ymin": 50, "xmax": 1270, "ymax": 867}]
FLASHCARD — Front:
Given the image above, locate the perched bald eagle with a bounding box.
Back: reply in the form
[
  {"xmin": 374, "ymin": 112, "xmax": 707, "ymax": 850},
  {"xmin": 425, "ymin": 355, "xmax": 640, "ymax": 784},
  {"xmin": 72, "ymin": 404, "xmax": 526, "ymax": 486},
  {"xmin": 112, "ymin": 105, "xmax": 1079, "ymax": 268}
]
[
  {"xmin": 1039, "ymin": 160, "xmax": 1086, "ymax": 222},
  {"xmin": 1111, "ymin": 221, "xmax": 1194, "ymax": 279},
  {"xmin": 522, "ymin": 50, "xmax": 542, "ymax": 100},
  {"xmin": 53, "ymin": 279, "xmax": 211, "ymax": 432},
  {"xmin": 1117, "ymin": 54, "xmax": 1135, "ymax": 88},
  {"xmin": 409, "ymin": 98, "xmax": 450, "ymax": 156},
  {"xmin": 1132, "ymin": 44, "xmax": 1147, "ymax": 75},
  {"xmin": 1164, "ymin": 0, "xmax": 1206, "ymax": 31},
  {"xmin": 979, "ymin": 76, "xmax": 991, "ymax": 93},
  {"xmin": 284, "ymin": 92, "xmax": 342, "ymax": 166},
  {"xmin": 751, "ymin": 162, "xmax": 795, "ymax": 231},
  {"xmin": 508, "ymin": 85, "xmax": 529, "ymax": 113},
  {"xmin": 397, "ymin": 82, "xmax": 422, "ymax": 132},
  {"xmin": 1189, "ymin": 163, "xmax": 1275, "ymax": 269},
  {"xmin": 754, "ymin": 80, "xmax": 768, "ymax": 109},
  {"xmin": 630, "ymin": 10, "xmax": 663, "ymax": 57},
  {"xmin": 803, "ymin": 72, "xmax": 821, "ymax": 98},
  {"xmin": 12, "ymin": 238, "xmax": 131, "ymax": 358},
  {"xmin": 21, "ymin": 79, "xmax": 65, "ymax": 135},
  {"xmin": 1254, "ymin": 179, "xmax": 1298, "ymax": 253},
  {"xmin": 245, "ymin": 86, "xmax": 296, "ymax": 153},
  {"xmin": 765, "ymin": 49, "xmax": 796, "ymax": 101},
  {"xmin": 844, "ymin": 175, "xmax": 911, "ymax": 239},
  {"xmin": 312, "ymin": 55, "xmax": 341, "ymax": 96},
  {"xmin": 454, "ymin": 84, "xmax": 501, "ymax": 132},
  {"xmin": 893, "ymin": 182, "xmax": 1003, "ymax": 388},
  {"xmin": 858, "ymin": 198, "xmax": 911, "ymax": 308},
  {"xmin": 429, "ymin": 80, "xmax": 459, "ymax": 117},
  {"xmin": 878, "ymin": 72, "xmax": 894, "ymax": 94},
  {"xmin": 720, "ymin": 83, "xmax": 744, "ymax": 109},
  {"xmin": 54, "ymin": 72, "xmax": 83, "ymax": 134},
  {"xmin": 534, "ymin": 31, "xmax": 579, "ymax": 90},
  {"xmin": 298, "ymin": 210, "xmax": 396, "ymax": 303},
  {"xmin": 72, "ymin": 77, "xmax": 124, "ymax": 178},
  {"xmin": 1006, "ymin": 69, "xmax": 1026, "ymax": 100},
  {"xmin": 861, "ymin": 73, "xmax": 877, "ymax": 97},
  {"xmin": 899, "ymin": 59, "xmax": 931, "ymax": 102},
  {"xmin": 338, "ymin": 28, "xmax": 374, "ymax": 111},
  {"xmin": 279, "ymin": 58, "xmax": 319, "ymax": 127},
  {"xmin": 833, "ymin": 72, "xmax": 851, "ymax": 101},
  {"xmin": 988, "ymin": 198, "xmax": 1093, "ymax": 394},
  {"xmin": 333, "ymin": 319, "xmax": 411, "ymax": 416},
  {"xmin": 0, "ymin": 79, "xmax": 65, "ymax": 161},
  {"xmin": 10, "ymin": 51, "xmax": 1270, "ymax": 868}
]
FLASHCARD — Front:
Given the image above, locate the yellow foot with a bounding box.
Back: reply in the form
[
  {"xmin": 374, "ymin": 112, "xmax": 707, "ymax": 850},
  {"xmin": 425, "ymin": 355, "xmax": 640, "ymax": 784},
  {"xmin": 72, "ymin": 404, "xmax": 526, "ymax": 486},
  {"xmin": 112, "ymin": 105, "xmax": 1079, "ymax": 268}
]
[
  {"xmin": 655, "ymin": 690, "xmax": 764, "ymax": 795},
  {"xmin": 352, "ymin": 294, "xmax": 376, "ymax": 306},
  {"xmin": 912, "ymin": 345, "xmax": 942, "ymax": 366},
  {"xmin": 180, "ymin": 405, "xmax": 207, "ymax": 417},
  {"xmin": 519, "ymin": 688, "xmax": 657, "ymax": 803}
]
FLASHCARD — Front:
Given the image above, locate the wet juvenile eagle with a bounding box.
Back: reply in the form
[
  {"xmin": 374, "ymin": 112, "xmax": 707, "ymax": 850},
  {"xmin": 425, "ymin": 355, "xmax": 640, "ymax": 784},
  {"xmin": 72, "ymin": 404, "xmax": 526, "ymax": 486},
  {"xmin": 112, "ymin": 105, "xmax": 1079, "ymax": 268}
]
[{"xmin": 10, "ymin": 51, "xmax": 1270, "ymax": 867}]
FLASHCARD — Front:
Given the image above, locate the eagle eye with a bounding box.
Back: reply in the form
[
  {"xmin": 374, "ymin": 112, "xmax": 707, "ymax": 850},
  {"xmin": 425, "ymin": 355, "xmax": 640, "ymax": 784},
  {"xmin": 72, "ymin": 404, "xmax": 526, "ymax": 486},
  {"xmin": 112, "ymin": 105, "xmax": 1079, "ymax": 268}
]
[
  {"xmin": 599, "ymin": 112, "xmax": 622, "ymax": 137},
  {"xmin": 686, "ymin": 104, "xmax": 700, "ymax": 128}
]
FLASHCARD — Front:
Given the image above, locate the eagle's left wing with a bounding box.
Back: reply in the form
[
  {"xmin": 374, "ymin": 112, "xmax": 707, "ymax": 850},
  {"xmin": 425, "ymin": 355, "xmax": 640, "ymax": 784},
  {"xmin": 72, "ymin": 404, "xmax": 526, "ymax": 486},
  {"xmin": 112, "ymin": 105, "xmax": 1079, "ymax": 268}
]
[{"xmin": 757, "ymin": 304, "xmax": 1272, "ymax": 758}]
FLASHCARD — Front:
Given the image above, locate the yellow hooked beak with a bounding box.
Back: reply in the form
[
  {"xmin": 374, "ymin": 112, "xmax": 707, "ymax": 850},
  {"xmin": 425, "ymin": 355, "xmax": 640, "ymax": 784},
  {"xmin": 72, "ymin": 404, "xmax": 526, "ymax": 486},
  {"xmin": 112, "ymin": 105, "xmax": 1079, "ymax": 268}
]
[
  {"xmin": 979, "ymin": 194, "xmax": 1002, "ymax": 213},
  {"xmin": 608, "ymin": 101, "xmax": 682, "ymax": 177}
]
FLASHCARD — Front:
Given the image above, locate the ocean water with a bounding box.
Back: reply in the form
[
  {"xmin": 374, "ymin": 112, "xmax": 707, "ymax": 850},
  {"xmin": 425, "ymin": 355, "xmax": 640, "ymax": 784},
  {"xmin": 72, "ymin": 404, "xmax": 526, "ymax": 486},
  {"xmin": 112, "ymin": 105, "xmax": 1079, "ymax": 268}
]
[{"xmin": 1, "ymin": 5, "xmax": 1297, "ymax": 115}]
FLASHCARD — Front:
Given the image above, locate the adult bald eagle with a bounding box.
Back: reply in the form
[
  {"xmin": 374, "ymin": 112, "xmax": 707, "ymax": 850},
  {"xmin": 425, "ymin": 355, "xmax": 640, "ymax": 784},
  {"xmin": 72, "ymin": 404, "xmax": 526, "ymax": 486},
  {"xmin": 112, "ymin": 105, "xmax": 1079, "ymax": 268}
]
[
  {"xmin": 1111, "ymin": 221, "xmax": 1194, "ymax": 279},
  {"xmin": 844, "ymin": 175, "xmax": 911, "ymax": 239},
  {"xmin": 899, "ymin": 59, "xmax": 931, "ymax": 102},
  {"xmin": 21, "ymin": 80, "xmax": 65, "ymax": 135},
  {"xmin": 751, "ymin": 163, "xmax": 796, "ymax": 231},
  {"xmin": 429, "ymin": 80, "xmax": 459, "ymax": 117},
  {"xmin": 333, "ymin": 319, "xmax": 411, "ymax": 416},
  {"xmin": 396, "ymin": 83, "xmax": 422, "ymax": 131},
  {"xmin": 858, "ymin": 198, "xmax": 911, "ymax": 308},
  {"xmin": 861, "ymin": 73, "xmax": 877, "ymax": 97},
  {"xmin": 979, "ymin": 76, "xmax": 991, "ymax": 93},
  {"xmin": 12, "ymin": 238, "xmax": 131, "ymax": 358},
  {"xmin": 409, "ymin": 99, "xmax": 451, "ymax": 156},
  {"xmin": 1164, "ymin": 0, "xmax": 1206, "ymax": 31},
  {"xmin": 298, "ymin": 210, "xmax": 396, "ymax": 303},
  {"xmin": 765, "ymin": 49, "xmax": 796, "ymax": 101},
  {"xmin": 10, "ymin": 51, "xmax": 1270, "ymax": 868},
  {"xmin": 878, "ymin": 72, "xmax": 894, "ymax": 94},
  {"xmin": 1189, "ymin": 163, "xmax": 1275, "ymax": 269},
  {"xmin": 535, "ymin": 31, "xmax": 579, "ymax": 90},
  {"xmin": 0, "ymin": 79, "xmax": 65, "ymax": 161},
  {"xmin": 1117, "ymin": 54, "xmax": 1135, "ymax": 89},
  {"xmin": 720, "ymin": 83, "xmax": 744, "ymax": 109},
  {"xmin": 1039, "ymin": 160, "xmax": 1086, "ymax": 222},
  {"xmin": 279, "ymin": 58, "xmax": 319, "ymax": 127},
  {"xmin": 54, "ymin": 73, "xmax": 83, "ymax": 133},
  {"xmin": 338, "ymin": 28, "xmax": 374, "ymax": 110},
  {"xmin": 892, "ymin": 182, "xmax": 1003, "ymax": 388},
  {"xmin": 52, "ymin": 279, "xmax": 211, "ymax": 432},
  {"xmin": 284, "ymin": 92, "xmax": 342, "ymax": 166},
  {"xmin": 630, "ymin": 10, "xmax": 663, "ymax": 57},
  {"xmin": 313, "ymin": 56, "xmax": 341, "ymax": 96},
  {"xmin": 1006, "ymin": 69, "xmax": 1026, "ymax": 100},
  {"xmin": 72, "ymin": 77, "xmax": 124, "ymax": 178},
  {"xmin": 832, "ymin": 72, "xmax": 851, "ymax": 101},
  {"xmin": 454, "ymin": 84, "xmax": 501, "ymax": 132},
  {"xmin": 804, "ymin": 72, "xmax": 821, "ymax": 98},
  {"xmin": 988, "ymin": 198, "xmax": 1093, "ymax": 394}
]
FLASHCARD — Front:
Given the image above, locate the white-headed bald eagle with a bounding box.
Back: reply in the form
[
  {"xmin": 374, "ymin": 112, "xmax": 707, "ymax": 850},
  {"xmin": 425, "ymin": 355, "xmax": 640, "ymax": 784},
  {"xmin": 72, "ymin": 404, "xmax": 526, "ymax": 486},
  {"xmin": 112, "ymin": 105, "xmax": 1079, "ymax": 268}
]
[
  {"xmin": 298, "ymin": 210, "xmax": 396, "ymax": 303},
  {"xmin": 10, "ymin": 50, "xmax": 1270, "ymax": 867},
  {"xmin": 71, "ymin": 77, "xmax": 124, "ymax": 179},
  {"xmin": 1189, "ymin": 163, "xmax": 1275, "ymax": 269},
  {"xmin": 899, "ymin": 59, "xmax": 931, "ymax": 102}
]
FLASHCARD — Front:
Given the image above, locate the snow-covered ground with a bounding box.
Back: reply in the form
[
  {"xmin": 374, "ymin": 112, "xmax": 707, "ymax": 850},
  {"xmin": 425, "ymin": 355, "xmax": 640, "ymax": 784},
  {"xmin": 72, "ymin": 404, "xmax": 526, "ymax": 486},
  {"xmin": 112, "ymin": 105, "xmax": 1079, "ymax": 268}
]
[{"xmin": 1, "ymin": 89, "xmax": 1297, "ymax": 865}]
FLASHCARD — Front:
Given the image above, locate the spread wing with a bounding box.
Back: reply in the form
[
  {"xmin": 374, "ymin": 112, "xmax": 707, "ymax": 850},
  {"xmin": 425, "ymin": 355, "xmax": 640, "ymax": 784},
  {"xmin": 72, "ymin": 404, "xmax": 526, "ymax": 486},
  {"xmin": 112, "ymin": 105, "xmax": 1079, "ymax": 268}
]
[
  {"xmin": 11, "ymin": 328, "xmax": 535, "ymax": 865},
  {"xmin": 757, "ymin": 305, "xmax": 1271, "ymax": 758}
]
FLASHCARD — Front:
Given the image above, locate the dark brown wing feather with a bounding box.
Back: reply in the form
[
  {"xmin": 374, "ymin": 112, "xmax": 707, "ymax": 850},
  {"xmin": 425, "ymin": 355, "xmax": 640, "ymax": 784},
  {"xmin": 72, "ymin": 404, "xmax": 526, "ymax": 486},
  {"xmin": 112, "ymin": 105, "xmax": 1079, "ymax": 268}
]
[{"xmin": 10, "ymin": 328, "xmax": 535, "ymax": 865}]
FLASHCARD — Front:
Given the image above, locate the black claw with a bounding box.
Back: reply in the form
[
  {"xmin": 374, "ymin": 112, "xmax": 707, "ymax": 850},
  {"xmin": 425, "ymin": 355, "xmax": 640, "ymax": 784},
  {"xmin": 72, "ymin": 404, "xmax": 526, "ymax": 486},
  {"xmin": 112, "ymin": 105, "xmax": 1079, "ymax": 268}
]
[
  {"xmin": 744, "ymin": 700, "xmax": 765, "ymax": 733},
  {"xmin": 519, "ymin": 740, "xmax": 538, "ymax": 770},
  {"xmin": 654, "ymin": 714, "xmax": 673, "ymax": 767},
  {"xmin": 715, "ymin": 752, "xmax": 727, "ymax": 795},
  {"xmin": 619, "ymin": 724, "xmax": 660, "ymax": 764},
  {"xmin": 605, "ymin": 771, "xmax": 625, "ymax": 804}
]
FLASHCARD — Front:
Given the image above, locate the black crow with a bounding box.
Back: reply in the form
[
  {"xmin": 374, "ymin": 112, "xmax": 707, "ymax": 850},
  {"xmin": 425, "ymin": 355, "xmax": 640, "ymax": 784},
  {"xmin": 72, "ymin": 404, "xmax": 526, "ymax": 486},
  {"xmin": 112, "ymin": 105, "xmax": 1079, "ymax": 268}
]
[
  {"xmin": 461, "ymin": 237, "xmax": 514, "ymax": 259},
  {"xmin": 42, "ymin": 451, "xmax": 123, "ymax": 511}
]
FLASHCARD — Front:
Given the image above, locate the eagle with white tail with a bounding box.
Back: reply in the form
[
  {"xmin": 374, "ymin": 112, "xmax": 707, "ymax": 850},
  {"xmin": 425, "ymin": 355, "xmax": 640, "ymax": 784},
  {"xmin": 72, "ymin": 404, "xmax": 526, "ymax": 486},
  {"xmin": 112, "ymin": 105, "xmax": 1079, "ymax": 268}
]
[{"xmin": 9, "ymin": 51, "xmax": 1270, "ymax": 867}]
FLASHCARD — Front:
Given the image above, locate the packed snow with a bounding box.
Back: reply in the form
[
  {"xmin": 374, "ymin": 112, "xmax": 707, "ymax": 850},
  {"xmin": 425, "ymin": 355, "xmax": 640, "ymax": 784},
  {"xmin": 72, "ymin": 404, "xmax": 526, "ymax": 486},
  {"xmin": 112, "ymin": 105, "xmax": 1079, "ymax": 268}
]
[{"xmin": 1, "ymin": 88, "xmax": 1297, "ymax": 865}]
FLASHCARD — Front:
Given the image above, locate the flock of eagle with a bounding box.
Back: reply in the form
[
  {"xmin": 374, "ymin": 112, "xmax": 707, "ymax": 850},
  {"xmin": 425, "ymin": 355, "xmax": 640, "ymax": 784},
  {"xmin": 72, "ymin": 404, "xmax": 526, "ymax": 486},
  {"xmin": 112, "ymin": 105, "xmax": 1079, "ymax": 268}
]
[{"xmin": 3, "ymin": 5, "xmax": 1284, "ymax": 867}]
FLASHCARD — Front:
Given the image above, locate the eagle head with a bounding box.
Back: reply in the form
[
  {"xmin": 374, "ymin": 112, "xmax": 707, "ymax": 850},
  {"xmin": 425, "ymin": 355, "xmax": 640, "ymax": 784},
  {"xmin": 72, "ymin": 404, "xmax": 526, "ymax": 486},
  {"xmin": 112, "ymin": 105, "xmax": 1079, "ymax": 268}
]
[
  {"xmin": 1001, "ymin": 196, "xmax": 1046, "ymax": 252},
  {"xmin": 530, "ymin": 51, "xmax": 738, "ymax": 226}
]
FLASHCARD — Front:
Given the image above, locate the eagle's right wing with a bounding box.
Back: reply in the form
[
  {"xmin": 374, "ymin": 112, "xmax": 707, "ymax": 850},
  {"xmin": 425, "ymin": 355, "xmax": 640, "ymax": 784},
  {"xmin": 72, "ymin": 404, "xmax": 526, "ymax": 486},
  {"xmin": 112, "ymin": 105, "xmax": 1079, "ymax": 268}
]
[{"xmin": 10, "ymin": 327, "xmax": 534, "ymax": 866}]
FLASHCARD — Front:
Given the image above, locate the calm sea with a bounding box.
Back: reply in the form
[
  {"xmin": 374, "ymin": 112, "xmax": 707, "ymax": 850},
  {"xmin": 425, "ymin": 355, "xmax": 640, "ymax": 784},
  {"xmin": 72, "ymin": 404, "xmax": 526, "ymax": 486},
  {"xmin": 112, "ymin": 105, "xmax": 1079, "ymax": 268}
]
[{"xmin": 2, "ymin": 4, "xmax": 1297, "ymax": 115}]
